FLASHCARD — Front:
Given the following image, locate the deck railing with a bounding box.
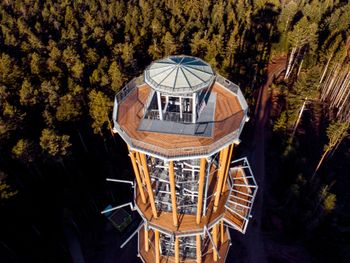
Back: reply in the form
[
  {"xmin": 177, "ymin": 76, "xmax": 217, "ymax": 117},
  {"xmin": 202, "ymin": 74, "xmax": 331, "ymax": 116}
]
[{"xmin": 114, "ymin": 120, "xmax": 240, "ymax": 159}]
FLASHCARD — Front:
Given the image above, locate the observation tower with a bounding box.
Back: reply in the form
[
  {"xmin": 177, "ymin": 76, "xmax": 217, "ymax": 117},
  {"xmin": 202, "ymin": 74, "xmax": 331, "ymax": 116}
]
[{"xmin": 108, "ymin": 56, "xmax": 257, "ymax": 262}]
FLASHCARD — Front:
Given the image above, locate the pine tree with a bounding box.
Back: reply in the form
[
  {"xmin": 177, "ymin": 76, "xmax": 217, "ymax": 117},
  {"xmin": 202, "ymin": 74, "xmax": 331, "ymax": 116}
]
[
  {"xmin": 39, "ymin": 128, "xmax": 71, "ymax": 157},
  {"xmin": 88, "ymin": 90, "xmax": 113, "ymax": 134}
]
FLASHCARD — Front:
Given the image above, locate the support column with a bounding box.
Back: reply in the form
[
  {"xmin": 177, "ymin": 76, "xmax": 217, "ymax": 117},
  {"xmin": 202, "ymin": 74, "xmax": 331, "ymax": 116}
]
[
  {"xmin": 140, "ymin": 153, "xmax": 158, "ymax": 218},
  {"xmin": 135, "ymin": 152, "xmax": 145, "ymax": 185},
  {"xmin": 214, "ymin": 146, "xmax": 230, "ymax": 212},
  {"xmin": 144, "ymin": 225, "xmax": 149, "ymax": 252},
  {"xmin": 196, "ymin": 234, "xmax": 201, "ymax": 263},
  {"xmin": 222, "ymin": 144, "xmax": 234, "ymax": 193},
  {"xmin": 168, "ymin": 161, "xmax": 178, "ymax": 227},
  {"xmin": 157, "ymin": 91, "xmax": 163, "ymax": 120},
  {"xmin": 175, "ymin": 236, "xmax": 180, "ymax": 263},
  {"xmin": 196, "ymin": 158, "xmax": 207, "ymax": 224},
  {"xmin": 164, "ymin": 95, "xmax": 169, "ymax": 114},
  {"xmin": 155, "ymin": 230, "xmax": 160, "ymax": 263},
  {"xmin": 212, "ymin": 224, "xmax": 218, "ymax": 262},
  {"xmin": 179, "ymin": 97, "xmax": 183, "ymax": 119},
  {"xmin": 220, "ymin": 220, "xmax": 225, "ymax": 244},
  {"xmin": 192, "ymin": 92, "xmax": 196, "ymax": 123},
  {"xmin": 128, "ymin": 149, "xmax": 146, "ymax": 204}
]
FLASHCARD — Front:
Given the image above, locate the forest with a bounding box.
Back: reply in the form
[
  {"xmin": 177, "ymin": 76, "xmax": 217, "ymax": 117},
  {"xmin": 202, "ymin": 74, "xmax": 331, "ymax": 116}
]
[{"xmin": 0, "ymin": 0, "xmax": 349, "ymax": 262}]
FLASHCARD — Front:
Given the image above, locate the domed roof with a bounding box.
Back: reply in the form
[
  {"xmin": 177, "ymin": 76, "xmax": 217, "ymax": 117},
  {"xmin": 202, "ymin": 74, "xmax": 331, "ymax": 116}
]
[{"xmin": 144, "ymin": 55, "xmax": 215, "ymax": 94}]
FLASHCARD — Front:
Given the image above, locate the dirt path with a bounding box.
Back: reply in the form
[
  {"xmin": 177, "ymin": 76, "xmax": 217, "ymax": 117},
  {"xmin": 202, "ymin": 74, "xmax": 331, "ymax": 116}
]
[{"xmin": 229, "ymin": 57, "xmax": 286, "ymax": 263}]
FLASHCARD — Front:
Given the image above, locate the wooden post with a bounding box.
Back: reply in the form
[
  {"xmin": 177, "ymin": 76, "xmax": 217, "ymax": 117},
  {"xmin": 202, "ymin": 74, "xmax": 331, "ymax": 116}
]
[
  {"xmin": 214, "ymin": 146, "xmax": 230, "ymax": 212},
  {"xmin": 140, "ymin": 153, "xmax": 158, "ymax": 218},
  {"xmin": 135, "ymin": 151, "xmax": 145, "ymax": 185},
  {"xmin": 144, "ymin": 225, "xmax": 149, "ymax": 252},
  {"xmin": 175, "ymin": 236, "xmax": 180, "ymax": 263},
  {"xmin": 212, "ymin": 224, "xmax": 218, "ymax": 261},
  {"xmin": 196, "ymin": 158, "xmax": 207, "ymax": 224},
  {"xmin": 196, "ymin": 234, "xmax": 201, "ymax": 263},
  {"xmin": 222, "ymin": 144, "xmax": 234, "ymax": 193},
  {"xmin": 129, "ymin": 150, "xmax": 146, "ymax": 204},
  {"xmin": 155, "ymin": 230, "xmax": 160, "ymax": 263},
  {"xmin": 168, "ymin": 161, "xmax": 178, "ymax": 226},
  {"xmin": 220, "ymin": 220, "xmax": 225, "ymax": 244}
]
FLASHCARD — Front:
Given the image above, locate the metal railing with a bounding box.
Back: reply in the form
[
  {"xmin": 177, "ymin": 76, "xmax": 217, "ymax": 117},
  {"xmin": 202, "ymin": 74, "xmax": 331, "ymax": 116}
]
[
  {"xmin": 144, "ymin": 109, "xmax": 193, "ymax": 123},
  {"xmin": 114, "ymin": 120, "xmax": 240, "ymax": 159},
  {"xmin": 215, "ymin": 74, "xmax": 239, "ymax": 94},
  {"xmin": 115, "ymin": 75, "xmax": 144, "ymax": 104}
]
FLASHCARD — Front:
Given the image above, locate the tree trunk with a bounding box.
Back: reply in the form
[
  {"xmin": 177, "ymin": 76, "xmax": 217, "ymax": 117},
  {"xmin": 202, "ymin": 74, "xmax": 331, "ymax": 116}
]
[
  {"xmin": 285, "ymin": 47, "xmax": 296, "ymax": 79},
  {"xmin": 292, "ymin": 97, "xmax": 307, "ymax": 139},
  {"xmin": 312, "ymin": 148, "xmax": 330, "ymax": 180},
  {"xmin": 319, "ymin": 54, "xmax": 333, "ymax": 84},
  {"xmin": 285, "ymin": 47, "xmax": 300, "ymax": 79},
  {"xmin": 297, "ymin": 57, "xmax": 304, "ymax": 76},
  {"xmin": 77, "ymin": 130, "xmax": 88, "ymax": 153}
]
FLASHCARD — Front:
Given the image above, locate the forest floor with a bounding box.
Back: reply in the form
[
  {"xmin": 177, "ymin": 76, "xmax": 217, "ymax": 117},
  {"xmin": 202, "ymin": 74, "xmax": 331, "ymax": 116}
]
[{"xmin": 228, "ymin": 56, "xmax": 286, "ymax": 263}]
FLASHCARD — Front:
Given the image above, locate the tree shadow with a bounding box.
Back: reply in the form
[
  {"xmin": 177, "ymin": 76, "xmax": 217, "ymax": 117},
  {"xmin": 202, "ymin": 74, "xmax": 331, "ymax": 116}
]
[{"xmin": 229, "ymin": 3, "xmax": 280, "ymax": 99}]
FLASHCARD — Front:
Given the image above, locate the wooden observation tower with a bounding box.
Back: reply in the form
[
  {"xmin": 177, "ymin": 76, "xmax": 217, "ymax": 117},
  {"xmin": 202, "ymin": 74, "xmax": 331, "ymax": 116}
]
[{"xmin": 108, "ymin": 56, "xmax": 258, "ymax": 262}]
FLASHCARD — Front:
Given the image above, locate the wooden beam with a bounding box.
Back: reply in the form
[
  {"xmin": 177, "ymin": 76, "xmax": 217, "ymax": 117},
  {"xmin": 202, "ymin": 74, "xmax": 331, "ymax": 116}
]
[
  {"xmin": 140, "ymin": 153, "xmax": 158, "ymax": 218},
  {"xmin": 175, "ymin": 236, "xmax": 179, "ymax": 263},
  {"xmin": 155, "ymin": 230, "xmax": 160, "ymax": 263},
  {"xmin": 220, "ymin": 220, "xmax": 225, "ymax": 244},
  {"xmin": 144, "ymin": 225, "xmax": 149, "ymax": 252},
  {"xmin": 135, "ymin": 152, "xmax": 145, "ymax": 185},
  {"xmin": 168, "ymin": 161, "xmax": 178, "ymax": 227},
  {"xmin": 196, "ymin": 234, "xmax": 201, "ymax": 263},
  {"xmin": 212, "ymin": 224, "xmax": 218, "ymax": 262},
  {"xmin": 129, "ymin": 150, "xmax": 146, "ymax": 204},
  {"xmin": 222, "ymin": 144, "xmax": 234, "ymax": 193},
  {"xmin": 214, "ymin": 146, "xmax": 230, "ymax": 212},
  {"xmin": 196, "ymin": 158, "xmax": 207, "ymax": 224}
]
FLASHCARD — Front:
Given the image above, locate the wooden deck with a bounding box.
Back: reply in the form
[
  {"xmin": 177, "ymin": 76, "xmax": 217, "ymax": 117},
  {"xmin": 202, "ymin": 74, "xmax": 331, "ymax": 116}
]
[
  {"xmin": 138, "ymin": 225, "xmax": 231, "ymax": 263},
  {"xmin": 135, "ymin": 166, "xmax": 230, "ymax": 235},
  {"xmin": 116, "ymin": 82, "xmax": 244, "ymax": 157}
]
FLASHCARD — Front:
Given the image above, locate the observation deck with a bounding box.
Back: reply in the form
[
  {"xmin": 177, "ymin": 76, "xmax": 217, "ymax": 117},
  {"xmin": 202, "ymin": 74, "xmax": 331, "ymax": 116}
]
[{"xmin": 112, "ymin": 56, "xmax": 248, "ymax": 160}]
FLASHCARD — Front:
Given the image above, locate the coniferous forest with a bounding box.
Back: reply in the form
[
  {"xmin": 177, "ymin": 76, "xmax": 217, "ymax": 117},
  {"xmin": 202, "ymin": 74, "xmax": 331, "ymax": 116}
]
[{"xmin": 1, "ymin": 0, "xmax": 350, "ymax": 262}]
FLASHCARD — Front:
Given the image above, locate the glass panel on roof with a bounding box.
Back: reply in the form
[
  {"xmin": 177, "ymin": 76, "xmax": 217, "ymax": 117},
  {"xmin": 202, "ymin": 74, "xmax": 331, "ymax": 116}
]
[
  {"xmin": 148, "ymin": 65, "xmax": 174, "ymax": 77},
  {"xmin": 150, "ymin": 67, "xmax": 175, "ymax": 84},
  {"xmin": 176, "ymin": 68, "xmax": 190, "ymax": 88},
  {"xmin": 182, "ymin": 67, "xmax": 205, "ymax": 86},
  {"xmin": 160, "ymin": 68, "xmax": 177, "ymax": 88}
]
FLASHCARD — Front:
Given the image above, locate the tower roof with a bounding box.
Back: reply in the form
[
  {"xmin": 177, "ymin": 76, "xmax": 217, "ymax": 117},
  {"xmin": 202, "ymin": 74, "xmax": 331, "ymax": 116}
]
[{"xmin": 144, "ymin": 55, "xmax": 215, "ymax": 94}]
